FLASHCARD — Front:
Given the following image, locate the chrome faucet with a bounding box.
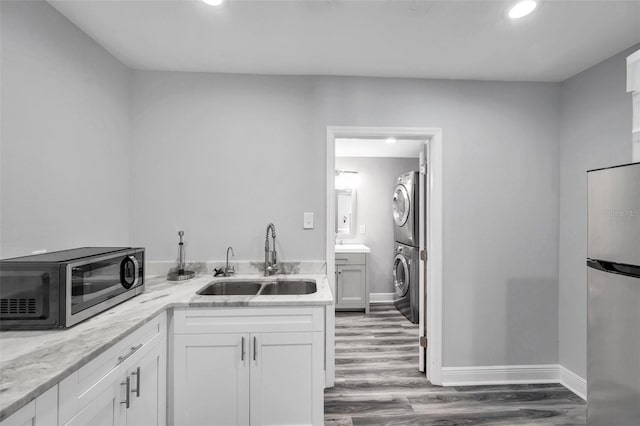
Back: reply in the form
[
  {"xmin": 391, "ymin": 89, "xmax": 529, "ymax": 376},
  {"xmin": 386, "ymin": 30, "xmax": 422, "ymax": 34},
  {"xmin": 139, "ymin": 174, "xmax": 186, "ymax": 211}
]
[
  {"xmin": 264, "ymin": 223, "xmax": 277, "ymax": 276},
  {"xmin": 224, "ymin": 246, "xmax": 235, "ymax": 277}
]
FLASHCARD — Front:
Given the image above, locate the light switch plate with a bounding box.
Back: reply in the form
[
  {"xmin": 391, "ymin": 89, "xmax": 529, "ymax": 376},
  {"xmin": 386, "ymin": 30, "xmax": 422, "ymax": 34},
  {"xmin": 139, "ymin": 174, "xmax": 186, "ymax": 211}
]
[
  {"xmin": 359, "ymin": 225, "xmax": 366, "ymax": 234},
  {"xmin": 303, "ymin": 212, "xmax": 314, "ymax": 229}
]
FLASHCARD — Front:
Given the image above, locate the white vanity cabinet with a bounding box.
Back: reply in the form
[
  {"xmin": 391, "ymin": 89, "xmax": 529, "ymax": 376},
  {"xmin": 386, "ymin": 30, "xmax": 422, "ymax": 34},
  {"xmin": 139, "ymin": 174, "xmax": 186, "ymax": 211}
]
[
  {"xmin": 59, "ymin": 312, "xmax": 167, "ymax": 426},
  {"xmin": 172, "ymin": 307, "xmax": 325, "ymax": 426},
  {"xmin": 335, "ymin": 250, "xmax": 369, "ymax": 313}
]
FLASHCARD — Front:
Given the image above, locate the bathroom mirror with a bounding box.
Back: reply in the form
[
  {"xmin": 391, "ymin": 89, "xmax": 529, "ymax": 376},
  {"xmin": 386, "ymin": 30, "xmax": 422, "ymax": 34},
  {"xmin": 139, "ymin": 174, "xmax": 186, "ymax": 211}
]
[{"xmin": 335, "ymin": 188, "xmax": 357, "ymax": 239}]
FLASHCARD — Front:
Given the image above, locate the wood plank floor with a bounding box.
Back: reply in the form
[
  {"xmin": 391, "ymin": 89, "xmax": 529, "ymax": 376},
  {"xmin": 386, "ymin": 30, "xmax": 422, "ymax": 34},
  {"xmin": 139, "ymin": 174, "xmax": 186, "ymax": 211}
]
[{"xmin": 325, "ymin": 304, "xmax": 586, "ymax": 426}]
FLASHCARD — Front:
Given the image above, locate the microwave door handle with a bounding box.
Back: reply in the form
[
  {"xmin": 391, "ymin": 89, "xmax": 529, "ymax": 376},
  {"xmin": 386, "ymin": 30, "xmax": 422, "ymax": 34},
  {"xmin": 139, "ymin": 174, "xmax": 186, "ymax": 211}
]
[{"xmin": 130, "ymin": 256, "xmax": 140, "ymax": 287}]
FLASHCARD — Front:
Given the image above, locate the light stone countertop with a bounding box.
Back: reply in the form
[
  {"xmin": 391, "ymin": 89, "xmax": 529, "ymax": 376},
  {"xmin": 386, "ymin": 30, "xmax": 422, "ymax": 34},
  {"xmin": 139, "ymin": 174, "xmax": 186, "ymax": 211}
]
[
  {"xmin": 0, "ymin": 273, "xmax": 332, "ymax": 421},
  {"xmin": 335, "ymin": 244, "xmax": 371, "ymax": 254}
]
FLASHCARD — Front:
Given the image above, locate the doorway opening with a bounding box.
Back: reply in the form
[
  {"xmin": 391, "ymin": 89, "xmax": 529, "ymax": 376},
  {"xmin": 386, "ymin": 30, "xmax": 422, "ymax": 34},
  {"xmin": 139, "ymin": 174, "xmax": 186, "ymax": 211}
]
[{"xmin": 325, "ymin": 126, "xmax": 443, "ymax": 387}]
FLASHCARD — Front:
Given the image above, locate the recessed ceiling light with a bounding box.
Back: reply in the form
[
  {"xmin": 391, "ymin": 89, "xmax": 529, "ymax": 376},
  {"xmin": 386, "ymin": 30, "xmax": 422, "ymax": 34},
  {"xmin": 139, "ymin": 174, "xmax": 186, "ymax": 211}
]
[
  {"xmin": 385, "ymin": 137, "xmax": 397, "ymax": 144},
  {"xmin": 509, "ymin": 0, "xmax": 537, "ymax": 19},
  {"xmin": 202, "ymin": 0, "xmax": 224, "ymax": 6}
]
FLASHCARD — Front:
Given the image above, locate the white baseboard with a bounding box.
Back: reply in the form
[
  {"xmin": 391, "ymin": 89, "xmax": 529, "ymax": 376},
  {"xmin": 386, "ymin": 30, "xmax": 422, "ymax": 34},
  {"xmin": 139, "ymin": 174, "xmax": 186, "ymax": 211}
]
[
  {"xmin": 559, "ymin": 365, "xmax": 587, "ymax": 400},
  {"xmin": 440, "ymin": 364, "xmax": 587, "ymax": 400},
  {"xmin": 369, "ymin": 293, "xmax": 394, "ymax": 303},
  {"xmin": 441, "ymin": 364, "xmax": 560, "ymax": 387}
]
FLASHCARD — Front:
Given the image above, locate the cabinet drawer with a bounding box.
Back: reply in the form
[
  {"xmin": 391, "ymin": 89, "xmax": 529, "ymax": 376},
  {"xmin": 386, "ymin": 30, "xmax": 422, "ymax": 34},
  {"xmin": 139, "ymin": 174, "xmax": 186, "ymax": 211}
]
[
  {"xmin": 334, "ymin": 253, "xmax": 365, "ymax": 265},
  {"xmin": 174, "ymin": 307, "xmax": 324, "ymax": 334}
]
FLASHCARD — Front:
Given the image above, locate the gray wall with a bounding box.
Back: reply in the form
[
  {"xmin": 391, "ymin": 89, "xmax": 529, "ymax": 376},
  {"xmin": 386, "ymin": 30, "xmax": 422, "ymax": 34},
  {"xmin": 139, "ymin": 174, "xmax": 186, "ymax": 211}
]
[
  {"xmin": 133, "ymin": 72, "xmax": 562, "ymax": 367},
  {"xmin": 558, "ymin": 45, "xmax": 637, "ymax": 378},
  {"xmin": 315, "ymin": 77, "xmax": 561, "ymax": 367},
  {"xmin": 335, "ymin": 156, "xmax": 418, "ymax": 294},
  {"xmin": 0, "ymin": 0, "xmax": 131, "ymax": 258},
  {"xmin": 130, "ymin": 72, "xmax": 323, "ymax": 262}
]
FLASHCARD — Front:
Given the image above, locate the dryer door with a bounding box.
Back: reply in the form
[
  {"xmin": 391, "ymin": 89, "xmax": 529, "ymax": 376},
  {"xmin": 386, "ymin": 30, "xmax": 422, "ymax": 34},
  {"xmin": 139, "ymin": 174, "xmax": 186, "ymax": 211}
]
[
  {"xmin": 392, "ymin": 185, "xmax": 410, "ymax": 227},
  {"xmin": 393, "ymin": 254, "xmax": 410, "ymax": 297}
]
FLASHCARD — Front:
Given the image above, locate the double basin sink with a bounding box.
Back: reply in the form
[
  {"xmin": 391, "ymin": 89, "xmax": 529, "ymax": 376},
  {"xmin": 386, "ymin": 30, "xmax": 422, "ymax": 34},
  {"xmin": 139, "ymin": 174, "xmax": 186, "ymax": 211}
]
[{"xmin": 197, "ymin": 279, "xmax": 317, "ymax": 296}]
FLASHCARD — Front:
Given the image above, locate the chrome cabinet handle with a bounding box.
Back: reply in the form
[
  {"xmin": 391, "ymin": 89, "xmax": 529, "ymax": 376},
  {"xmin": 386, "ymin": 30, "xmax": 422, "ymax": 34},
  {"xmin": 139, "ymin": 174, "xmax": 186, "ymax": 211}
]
[
  {"xmin": 131, "ymin": 366, "xmax": 141, "ymax": 397},
  {"xmin": 336, "ymin": 258, "xmax": 349, "ymax": 262},
  {"xmin": 241, "ymin": 337, "xmax": 246, "ymax": 361},
  {"xmin": 118, "ymin": 344, "xmax": 143, "ymax": 364},
  {"xmin": 121, "ymin": 376, "xmax": 131, "ymax": 408},
  {"xmin": 253, "ymin": 336, "xmax": 257, "ymax": 361}
]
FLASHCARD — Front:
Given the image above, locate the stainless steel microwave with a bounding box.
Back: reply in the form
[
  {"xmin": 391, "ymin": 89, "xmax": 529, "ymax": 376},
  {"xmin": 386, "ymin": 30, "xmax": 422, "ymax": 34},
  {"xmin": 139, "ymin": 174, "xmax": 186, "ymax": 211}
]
[{"xmin": 0, "ymin": 247, "xmax": 144, "ymax": 329}]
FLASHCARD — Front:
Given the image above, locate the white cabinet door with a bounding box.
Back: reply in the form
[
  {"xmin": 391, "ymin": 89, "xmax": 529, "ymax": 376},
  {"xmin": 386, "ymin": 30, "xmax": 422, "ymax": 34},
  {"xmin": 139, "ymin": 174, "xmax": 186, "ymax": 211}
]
[
  {"xmin": 173, "ymin": 334, "xmax": 250, "ymax": 426},
  {"xmin": 250, "ymin": 332, "xmax": 324, "ymax": 426},
  {"xmin": 336, "ymin": 264, "xmax": 365, "ymax": 308},
  {"xmin": 1, "ymin": 402, "xmax": 35, "ymax": 426},
  {"xmin": 74, "ymin": 378, "xmax": 125, "ymax": 426},
  {"xmin": 126, "ymin": 339, "xmax": 166, "ymax": 426}
]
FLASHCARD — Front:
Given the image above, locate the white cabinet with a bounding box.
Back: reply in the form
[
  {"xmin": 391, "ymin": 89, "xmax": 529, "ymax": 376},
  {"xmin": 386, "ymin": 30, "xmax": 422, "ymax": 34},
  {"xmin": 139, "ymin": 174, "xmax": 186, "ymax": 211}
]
[
  {"xmin": 2, "ymin": 315, "xmax": 166, "ymax": 426},
  {"xmin": 251, "ymin": 332, "xmax": 324, "ymax": 426},
  {"xmin": 125, "ymin": 338, "xmax": 167, "ymax": 426},
  {"xmin": 173, "ymin": 333, "xmax": 250, "ymax": 426},
  {"xmin": 63, "ymin": 338, "xmax": 166, "ymax": 426},
  {"xmin": 172, "ymin": 307, "xmax": 325, "ymax": 426},
  {"xmin": 0, "ymin": 386, "xmax": 57, "ymax": 426},
  {"xmin": 335, "ymin": 252, "xmax": 369, "ymax": 313},
  {"xmin": 59, "ymin": 313, "xmax": 167, "ymax": 426}
]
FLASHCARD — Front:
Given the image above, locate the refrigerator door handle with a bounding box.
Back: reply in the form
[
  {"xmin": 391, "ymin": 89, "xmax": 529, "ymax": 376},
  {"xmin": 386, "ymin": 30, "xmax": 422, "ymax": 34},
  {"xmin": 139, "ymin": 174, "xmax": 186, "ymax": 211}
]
[{"xmin": 587, "ymin": 258, "xmax": 640, "ymax": 279}]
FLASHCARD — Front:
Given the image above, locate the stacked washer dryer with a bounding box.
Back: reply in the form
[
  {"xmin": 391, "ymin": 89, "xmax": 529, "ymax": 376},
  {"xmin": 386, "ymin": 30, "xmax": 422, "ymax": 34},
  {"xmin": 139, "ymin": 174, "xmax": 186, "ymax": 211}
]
[{"xmin": 392, "ymin": 171, "xmax": 420, "ymax": 324}]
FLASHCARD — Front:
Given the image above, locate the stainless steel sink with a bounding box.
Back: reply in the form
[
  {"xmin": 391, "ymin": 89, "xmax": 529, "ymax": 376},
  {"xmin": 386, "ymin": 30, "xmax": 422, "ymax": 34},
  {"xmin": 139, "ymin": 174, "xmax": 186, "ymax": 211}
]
[
  {"xmin": 197, "ymin": 281, "xmax": 262, "ymax": 295},
  {"xmin": 259, "ymin": 280, "xmax": 317, "ymax": 295},
  {"xmin": 196, "ymin": 279, "xmax": 317, "ymax": 296}
]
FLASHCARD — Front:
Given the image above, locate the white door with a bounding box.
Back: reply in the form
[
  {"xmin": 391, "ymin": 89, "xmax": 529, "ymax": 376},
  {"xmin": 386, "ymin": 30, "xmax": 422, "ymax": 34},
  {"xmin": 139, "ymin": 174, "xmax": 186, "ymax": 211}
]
[
  {"xmin": 250, "ymin": 332, "xmax": 324, "ymax": 426},
  {"xmin": 126, "ymin": 340, "xmax": 166, "ymax": 426},
  {"xmin": 418, "ymin": 147, "xmax": 427, "ymax": 373},
  {"xmin": 173, "ymin": 334, "xmax": 250, "ymax": 426}
]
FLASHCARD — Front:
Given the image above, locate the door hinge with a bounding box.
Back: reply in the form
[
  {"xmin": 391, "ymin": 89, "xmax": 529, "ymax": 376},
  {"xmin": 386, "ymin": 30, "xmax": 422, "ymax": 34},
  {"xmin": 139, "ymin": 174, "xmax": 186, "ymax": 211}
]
[
  {"xmin": 420, "ymin": 250, "xmax": 428, "ymax": 261},
  {"xmin": 420, "ymin": 336, "xmax": 428, "ymax": 349}
]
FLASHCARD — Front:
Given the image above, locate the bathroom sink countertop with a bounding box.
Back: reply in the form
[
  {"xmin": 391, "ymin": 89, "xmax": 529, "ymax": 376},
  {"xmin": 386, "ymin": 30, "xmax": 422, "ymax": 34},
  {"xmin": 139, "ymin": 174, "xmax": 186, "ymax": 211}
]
[
  {"xmin": 0, "ymin": 273, "xmax": 332, "ymax": 421},
  {"xmin": 335, "ymin": 243, "xmax": 371, "ymax": 254}
]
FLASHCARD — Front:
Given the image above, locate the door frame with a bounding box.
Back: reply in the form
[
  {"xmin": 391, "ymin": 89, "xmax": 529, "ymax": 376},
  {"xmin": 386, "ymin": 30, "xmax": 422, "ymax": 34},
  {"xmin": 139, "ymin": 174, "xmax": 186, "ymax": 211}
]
[{"xmin": 326, "ymin": 126, "xmax": 443, "ymax": 385}]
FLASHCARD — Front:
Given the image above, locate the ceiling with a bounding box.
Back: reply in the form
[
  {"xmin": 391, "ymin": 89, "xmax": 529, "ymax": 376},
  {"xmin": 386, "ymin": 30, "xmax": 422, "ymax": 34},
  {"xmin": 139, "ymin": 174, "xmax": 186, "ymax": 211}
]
[
  {"xmin": 336, "ymin": 138, "xmax": 425, "ymax": 158},
  {"xmin": 49, "ymin": 0, "xmax": 640, "ymax": 82}
]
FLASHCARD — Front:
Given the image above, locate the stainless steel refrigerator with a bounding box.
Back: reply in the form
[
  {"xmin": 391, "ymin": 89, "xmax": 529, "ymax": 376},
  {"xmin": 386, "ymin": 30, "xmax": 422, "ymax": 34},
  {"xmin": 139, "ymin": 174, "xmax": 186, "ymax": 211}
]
[{"xmin": 587, "ymin": 162, "xmax": 640, "ymax": 425}]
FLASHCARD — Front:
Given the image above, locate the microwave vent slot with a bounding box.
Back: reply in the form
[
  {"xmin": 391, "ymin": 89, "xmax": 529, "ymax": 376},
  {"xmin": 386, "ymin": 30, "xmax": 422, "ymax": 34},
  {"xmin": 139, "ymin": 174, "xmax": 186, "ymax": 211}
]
[{"xmin": 1, "ymin": 298, "xmax": 37, "ymax": 315}]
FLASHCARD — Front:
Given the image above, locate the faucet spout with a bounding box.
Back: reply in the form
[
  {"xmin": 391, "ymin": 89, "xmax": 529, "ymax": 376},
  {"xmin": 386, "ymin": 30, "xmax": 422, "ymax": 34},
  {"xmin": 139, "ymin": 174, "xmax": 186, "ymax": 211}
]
[
  {"xmin": 264, "ymin": 223, "xmax": 277, "ymax": 276},
  {"xmin": 224, "ymin": 246, "xmax": 235, "ymax": 277}
]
